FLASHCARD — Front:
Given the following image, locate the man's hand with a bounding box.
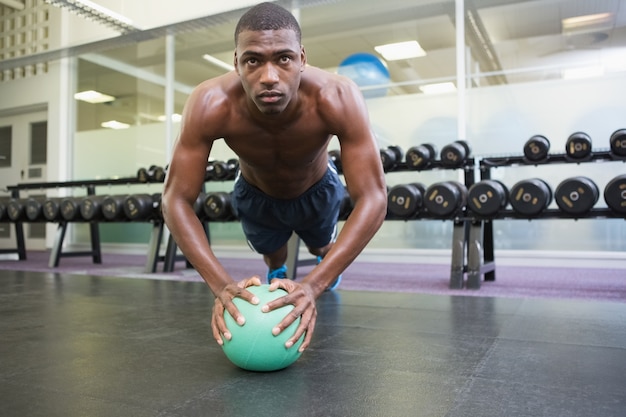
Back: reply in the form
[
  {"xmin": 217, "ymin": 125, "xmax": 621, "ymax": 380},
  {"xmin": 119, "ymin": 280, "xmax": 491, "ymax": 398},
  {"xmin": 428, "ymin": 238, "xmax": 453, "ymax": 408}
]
[
  {"xmin": 211, "ymin": 276, "xmax": 261, "ymax": 345},
  {"xmin": 263, "ymin": 279, "xmax": 317, "ymax": 352}
]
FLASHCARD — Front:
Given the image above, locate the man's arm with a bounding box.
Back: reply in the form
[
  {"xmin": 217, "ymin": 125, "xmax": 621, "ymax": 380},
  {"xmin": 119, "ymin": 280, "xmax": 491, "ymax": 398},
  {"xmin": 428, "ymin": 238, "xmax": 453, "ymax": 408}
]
[
  {"xmin": 306, "ymin": 75, "xmax": 388, "ymax": 295},
  {"xmin": 265, "ymin": 74, "xmax": 387, "ymax": 348},
  {"xmin": 161, "ymin": 82, "xmax": 259, "ymax": 345}
]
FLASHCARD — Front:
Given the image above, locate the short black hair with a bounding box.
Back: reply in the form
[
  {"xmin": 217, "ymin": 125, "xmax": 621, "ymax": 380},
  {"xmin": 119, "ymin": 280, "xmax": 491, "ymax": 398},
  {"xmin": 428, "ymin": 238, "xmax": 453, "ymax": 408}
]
[{"xmin": 234, "ymin": 2, "xmax": 302, "ymax": 45}]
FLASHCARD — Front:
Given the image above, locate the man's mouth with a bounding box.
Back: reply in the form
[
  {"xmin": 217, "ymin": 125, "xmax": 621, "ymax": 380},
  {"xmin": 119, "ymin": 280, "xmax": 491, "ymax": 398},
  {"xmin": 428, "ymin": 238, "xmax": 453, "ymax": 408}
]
[{"xmin": 258, "ymin": 91, "xmax": 282, "ymax": 103}]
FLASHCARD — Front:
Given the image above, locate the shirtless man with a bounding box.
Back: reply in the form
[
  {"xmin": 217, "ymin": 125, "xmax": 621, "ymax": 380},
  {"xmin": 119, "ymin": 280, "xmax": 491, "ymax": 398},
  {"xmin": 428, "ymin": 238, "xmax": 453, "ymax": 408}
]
[{"xmin": 161, "ymin": 2, "xmax": 387, "ymax": 353}]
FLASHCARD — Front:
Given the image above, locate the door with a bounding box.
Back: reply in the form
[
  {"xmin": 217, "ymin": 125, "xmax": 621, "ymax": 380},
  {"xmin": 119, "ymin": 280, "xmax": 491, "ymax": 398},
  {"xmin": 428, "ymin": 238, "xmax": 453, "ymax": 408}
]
[{"xmin": 0, "ymin": 109, "xmax": 48, "ymax": 251}]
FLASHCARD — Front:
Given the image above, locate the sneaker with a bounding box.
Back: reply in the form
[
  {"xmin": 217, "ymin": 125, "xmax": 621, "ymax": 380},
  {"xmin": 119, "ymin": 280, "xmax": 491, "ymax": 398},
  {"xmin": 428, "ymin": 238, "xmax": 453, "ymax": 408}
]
[
  {"xmin": 317, "ymin": 256, "xmax": 342, "ymax": 291},
  {"xmin": 267, "ymin": 264, "xmax": 288, "ymax": 282}
]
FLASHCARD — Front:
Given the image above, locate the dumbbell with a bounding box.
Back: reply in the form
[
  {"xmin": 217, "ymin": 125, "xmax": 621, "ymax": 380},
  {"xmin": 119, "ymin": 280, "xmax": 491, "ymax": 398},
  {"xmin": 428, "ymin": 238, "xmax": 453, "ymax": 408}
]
[
  {"xmin": 405, "ymin": 144, "xmax": 437, "ymax": 170},
  {"xmin": 604, "ymin": 174, "xmax": 626, "ymax": 215},
  {"xmin": 565, "ymin": 132, "xmax": 592, "ymax": 160},
  {"xmin": 328, "ymin": 149, "xmax": 342, "ymax": 174},
  {"xmin": 509, "ymin": 178, "xmax": 552, "ymax": 217},
  {"xmin": 379, "ymin": 145, "xmax": 404, "ymax": 172},
  {"xmin": 101, "ymin": 195, "xmax": 129, "ymax": 221},
  {"xmin": 212, "ymin": 159, "xmax": 239, "ymax": 181},
  {"xmin": 25, "ymin": 197, "xmax": 47, "ymax": 221},
  {"xmin": 123, "ymin": 194, "xmax": 161, "ymax": 221},
  {"xmin": 137, "ymin": 165, "xmax": 166, "ymax": 183},
  {"xmin": 424, "ymin": 181, "xmax": 468, "ymax": 217},
  {"xmin": 387, "ymin": 183, "xmax": 426, "ymax": 219},
  {"xmin": 60, "ymin": 197, "xmax": 84, "ymax": 221},
  {"xmin": 42, "ymin": 198, "xmax": 63, "ymax": 221},
  {"xmin": 467, "ymin": 180, "xmax": 509, "ymax": 217},
  {"xmin": 80, "ymin": 195, "xmax": 107, "ymax": 221},
  {"xmin": 555, "ymin": 176, "xmax": 599, "ymax": 216},
  {"xmin": 7, "ymin": 199, "xmax": 27, "ymax": 221},
  {"xmin": 440, "ymin": 140, "xmax": 471, "ymax": 168},
  {"xmin": 203, "ymin": 192, "xmax": 236, "ymax": 221},
  {"xmin": 609, "ymin": 129, "xmax": 626, "ymax": 158},
  {"xmin": 523, "ymin": 135, "xmax": 550, "ymax": 162}
]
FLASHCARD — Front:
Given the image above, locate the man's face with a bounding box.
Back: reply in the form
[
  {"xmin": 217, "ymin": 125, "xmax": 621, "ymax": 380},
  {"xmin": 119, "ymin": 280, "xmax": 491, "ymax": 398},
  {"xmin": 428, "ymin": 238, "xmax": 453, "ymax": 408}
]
[{"xmin": 234, "ymin": 29, "xmax": 306, "ymax": 115}]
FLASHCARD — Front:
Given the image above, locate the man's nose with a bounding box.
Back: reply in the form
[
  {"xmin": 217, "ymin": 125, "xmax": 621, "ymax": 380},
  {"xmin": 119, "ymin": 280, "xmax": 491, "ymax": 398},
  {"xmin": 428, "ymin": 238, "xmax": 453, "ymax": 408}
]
[{"xmin": 260, "ymin": 64, "xmax": 279, "ymax": 86}]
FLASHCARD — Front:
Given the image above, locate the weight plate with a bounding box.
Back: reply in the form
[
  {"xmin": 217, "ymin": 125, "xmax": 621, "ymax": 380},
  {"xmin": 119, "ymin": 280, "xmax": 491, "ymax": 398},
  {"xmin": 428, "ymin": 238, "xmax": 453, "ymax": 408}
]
[
  {"xmin": 25, "ymin": 199, "xmax": 43, "ymax": 221},
  {"xmin": 440, "ymin": 141, "xmax": 469, "ymax": 168},
  {"xmin": 509, "ymin": 178, "xmax": 552, "ymax": 216},
  {"xmin": 555, "ymin": 176, "xmax": 599, "ymax": 215},
  {"xmin": 43, "ymin": 199, "xmax": 61, "ymax": 221},
  {"xmin": 387, "ymin": 183, "xmax": 424, "ymax": 218},
  {"xmin": 424, "ymin": 181, "xmax": 467, "ymax": 217},
  {"xmin": 609, "ymin": 129, "xmax": 626, "ymax": 157},
  {"xmin": 60, "ymin": 198, "xmax": 81, "ymax": 221},
  {"xmin": 523, "ymin": 135, "xmax": 550, "ymax": 161},
  {"xmin": 565, "ymin": 132, "xmax": 592, "ymax": 159},
  {"xmin": 405, "ymin": 144, "xmax": 436, "ymax": 170},
  {"xmin": 468, "ymin": 180, "xmax": 508, "ymax": 217},
  {"xmin": 604, "ymin": 174, "xmax": 626, "ymax": 215},
  {"xmin": 204, "ymin": 192, "xmax": 233, "ymax": 220}
]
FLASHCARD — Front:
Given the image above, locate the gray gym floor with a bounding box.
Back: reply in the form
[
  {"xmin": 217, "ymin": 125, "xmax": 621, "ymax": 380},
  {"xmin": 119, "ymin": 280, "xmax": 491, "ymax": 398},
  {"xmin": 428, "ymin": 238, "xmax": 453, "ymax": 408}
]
[{"xmin": 1, "ymin": 270, "xmax": 625, "ymax": 417}]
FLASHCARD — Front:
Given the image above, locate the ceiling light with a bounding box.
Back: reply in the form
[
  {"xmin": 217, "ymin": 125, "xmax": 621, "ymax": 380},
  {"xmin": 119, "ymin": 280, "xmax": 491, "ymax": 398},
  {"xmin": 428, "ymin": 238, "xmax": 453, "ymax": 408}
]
[
  {"xmin": 562, "ymin": 66, "xmax": 605, "ymax": 80},
  {"xmin": 374, "ymin": 41, "xmax": 426, "ymax": 61},
  {"xmin": 101, "ymin": 120, "xmax": 130, "ymax": 129},
  {"xmin": 202, "ymin": 54, "xmax": 235, "ymax": 71},
  {"xmin": 74, "ymin": 90, "xmax": 115, "ymax": 103},
  {"xmin": 562, "ymin": 12, "xmax": 613, "ymax": 32},
  {"xmin": 419, "ymin": 82, "xmax": 456, "ymax": 94}
]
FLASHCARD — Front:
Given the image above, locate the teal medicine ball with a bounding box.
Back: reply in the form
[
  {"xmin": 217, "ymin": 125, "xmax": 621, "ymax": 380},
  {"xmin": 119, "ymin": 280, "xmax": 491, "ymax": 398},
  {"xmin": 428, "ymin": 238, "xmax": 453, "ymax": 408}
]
[{"xmin": 222, "ymin": 285, "xmax": 304, "ymax": 371}]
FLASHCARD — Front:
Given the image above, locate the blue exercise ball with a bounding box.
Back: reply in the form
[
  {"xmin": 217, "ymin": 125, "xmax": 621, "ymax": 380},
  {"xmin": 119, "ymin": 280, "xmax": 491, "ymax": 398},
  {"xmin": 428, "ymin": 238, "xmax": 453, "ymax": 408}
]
[{"xmin": 338, "ymin": 53, "xmax": 390, "ymax": 98}]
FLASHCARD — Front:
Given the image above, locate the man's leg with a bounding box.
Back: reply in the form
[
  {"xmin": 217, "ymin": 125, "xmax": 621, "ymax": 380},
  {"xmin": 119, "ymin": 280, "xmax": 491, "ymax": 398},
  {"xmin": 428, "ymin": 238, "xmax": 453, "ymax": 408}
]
[{"xmin": 264, "ymin": 243, "xmax": 288, "ymax": 270}]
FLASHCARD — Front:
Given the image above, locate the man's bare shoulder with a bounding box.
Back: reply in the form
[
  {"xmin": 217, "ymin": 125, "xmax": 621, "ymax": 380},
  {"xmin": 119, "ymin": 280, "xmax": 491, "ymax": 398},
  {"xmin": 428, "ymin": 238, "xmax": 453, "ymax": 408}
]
[
  {"xmin": 182, "ymin": 72, "xmax": 243, "ymax": 137},
  {"xmin": 301, "ymin": 66, "xmax": 366, "ymax": 128}
]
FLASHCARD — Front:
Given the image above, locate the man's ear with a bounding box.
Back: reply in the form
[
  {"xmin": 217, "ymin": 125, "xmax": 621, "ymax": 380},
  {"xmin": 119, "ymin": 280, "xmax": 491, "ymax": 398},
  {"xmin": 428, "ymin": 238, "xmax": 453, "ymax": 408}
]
[
  {"xmin": 233, "ymin": 50, "xmax": 239, "ymax": 74},
  {"xmin": 300, "ymin": 46, "xmax": 307, "ymax": 71}
]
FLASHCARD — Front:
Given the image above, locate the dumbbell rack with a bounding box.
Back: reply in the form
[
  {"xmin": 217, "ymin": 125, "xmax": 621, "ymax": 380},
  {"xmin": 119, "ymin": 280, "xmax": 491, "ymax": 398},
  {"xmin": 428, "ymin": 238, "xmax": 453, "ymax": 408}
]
[
  {"xmin": 4, "ymin": 177, "xmax": 182, "ymax": 272},
  {"xmin": 466, "ymin": 150, "xmax": 626, "ymax": 289}
]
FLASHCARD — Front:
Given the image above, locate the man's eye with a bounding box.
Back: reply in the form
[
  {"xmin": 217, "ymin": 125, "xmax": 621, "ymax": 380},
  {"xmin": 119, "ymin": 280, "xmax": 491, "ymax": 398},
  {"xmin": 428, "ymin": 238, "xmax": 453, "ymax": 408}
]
[{"xmin": 280, "ymin": 56, "xmax": 291, "ymax": 63}]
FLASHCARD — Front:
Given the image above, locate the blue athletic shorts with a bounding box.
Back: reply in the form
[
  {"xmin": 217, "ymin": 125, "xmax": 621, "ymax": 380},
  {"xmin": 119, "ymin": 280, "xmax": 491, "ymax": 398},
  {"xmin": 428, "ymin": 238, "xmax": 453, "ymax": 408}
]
[{"xmin": 231, "ymin": 162, "xmax": 345, "ymax": 255}]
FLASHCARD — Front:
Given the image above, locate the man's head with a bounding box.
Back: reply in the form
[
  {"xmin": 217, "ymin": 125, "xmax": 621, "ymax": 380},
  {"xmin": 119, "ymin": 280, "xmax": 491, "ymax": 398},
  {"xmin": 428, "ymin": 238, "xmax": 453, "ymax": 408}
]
[
  {"xmin": 233, "ymin": 2, "xmax": 306, "ymax": 116},
  {"xmin": 234, "ymin": 2, "xmax": 302, "ymax": 46}
]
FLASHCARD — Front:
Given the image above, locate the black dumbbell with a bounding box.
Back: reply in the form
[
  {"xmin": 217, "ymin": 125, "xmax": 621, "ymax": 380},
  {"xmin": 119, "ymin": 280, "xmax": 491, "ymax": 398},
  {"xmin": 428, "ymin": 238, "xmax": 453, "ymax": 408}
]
[
  {"xmin": 467, "ymin": 180, "xmax": 509, "ymax": 217},
  {"xmin": 405, "ymin": 144, "xmax": 437, "ymax": 170},
  {"xmin": 60, "ymin": 197, "xmax": 84, "ymax": 221},
  {"xmin": 609, "ymin": 129, "xmax": 626, "ymax": 158},
  {"xmin": 604, "ymin": 174, "xmax": 626, "ymax": 215},
  {"xmin": 7, "ymin": 199, "xmax": 27, "ymax": 221},
  {"xmin": 328, "ymin": 149, "xmax": 342, "ymax": 174},
  {"xmin": 424, "ymin": 181, "xmax": 468, "ymax": 217},
  {"xmin": 123, "ymin": 194, "xmax": 159, "ymax": 221},
  {"xmin": 80, "ymin": 195, "xmax": 107, "ymax": 221},
  {"xmin": 555, "ymin": 176, "xmax": 599, "ymax": 216},
  {"xmin": 387, "ymin": 183, "xmax": 426, "ymax": 219},
  {"xmin": 565, "ymin": 132, "xmax": 592, "ymax": 160},
  {"xmin": 203, "ymin": 192, "xmax": 235, "ymax": 221},
  {"xmin": 523, "ymin": 135, "xmax": 550, "ymax": 162},
  {"xmin": 212, "ymin": 159, "xmax": 239, "ymax": 180},
  {"xmin": 42, "ymin": 198, "xmax": 63, "ymax": 221},
  {"xmin": 440, "ymin": 140, "xmax": 471, "ymax": 168},
  {"xmin": 509, "ymin": 178, "xmax": 552, "ymax": 217},
  {"xmin": 101, "ymin": 195, "xmax": 129, "ymax": 221},
  {"xmin": 25, "ymin": 197, "xmax": 46, "ymax": 222},
  {"xmin": 379, "ymin": 145, "xmax": 404, "ymax": 172}
]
